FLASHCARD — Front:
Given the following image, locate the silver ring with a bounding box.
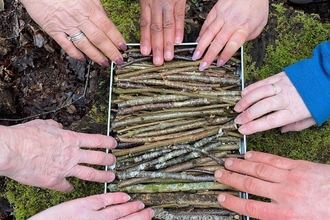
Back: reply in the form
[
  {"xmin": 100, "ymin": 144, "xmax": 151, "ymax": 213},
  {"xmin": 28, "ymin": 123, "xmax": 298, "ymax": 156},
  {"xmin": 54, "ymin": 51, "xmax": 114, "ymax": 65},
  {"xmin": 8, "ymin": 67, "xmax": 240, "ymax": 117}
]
[
  {"xmin": 67, "ymin": 31, "xmax": 85, "ymax": 41},
  {"xmin": 271, "ymin": 84, "xmax": 277, "ymax": 95}
]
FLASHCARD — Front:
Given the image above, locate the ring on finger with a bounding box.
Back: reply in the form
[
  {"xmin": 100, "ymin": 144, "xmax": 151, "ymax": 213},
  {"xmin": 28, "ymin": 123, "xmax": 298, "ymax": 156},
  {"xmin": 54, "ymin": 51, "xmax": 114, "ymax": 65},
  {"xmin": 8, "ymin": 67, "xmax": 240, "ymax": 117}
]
[
  {"xmin": 271, "ymin": 84, "xmax": 277, "ymax": 95},
  {"xmin": 67, "ymin": 31, "xmax": 85, "ymax": 41}
]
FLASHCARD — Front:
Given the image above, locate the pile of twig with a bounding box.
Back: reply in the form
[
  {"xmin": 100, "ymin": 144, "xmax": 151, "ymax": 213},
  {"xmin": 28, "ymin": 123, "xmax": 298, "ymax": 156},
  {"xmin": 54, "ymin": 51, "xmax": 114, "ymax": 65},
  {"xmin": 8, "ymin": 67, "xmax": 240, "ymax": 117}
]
[{"xmin": 108, "ymin": 46, "xmax": 243, "ymax": 220}]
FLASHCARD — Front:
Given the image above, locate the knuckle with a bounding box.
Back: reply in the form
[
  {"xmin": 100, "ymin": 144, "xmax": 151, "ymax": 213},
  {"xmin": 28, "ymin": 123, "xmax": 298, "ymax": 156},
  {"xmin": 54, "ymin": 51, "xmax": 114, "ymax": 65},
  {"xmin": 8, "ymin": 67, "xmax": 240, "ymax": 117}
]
[
  {"xmin": 243, "ymin": 177, "xmax": 257, "ymax": 192},
  {"xmin": 174, "ymin": 13, "xmax": 184, "ymax": 21},
  {"xmin": 264, "ymin": 113, "xmax": 277, "ymax": 127},
  {"xmin": 163, "ymin": 21, "xmax": 174, "ymax": 29},
  {"xmin": 151, "ymin": 23, "xmax": 162, "ymax": 32},
  {"xmin": 243, "ymin": 200, "xmax": 259, "ymax": 216},
  {"xmin": 84, "ymin": 169, "xmax": 97, "ymax": 181},
  {"xmin": 255, "ymin": 164, "xmax": 269, "ymax": 178},
  {"xmin": 140, "ymin": 19, "xmax": 151, "ymax": 28}
]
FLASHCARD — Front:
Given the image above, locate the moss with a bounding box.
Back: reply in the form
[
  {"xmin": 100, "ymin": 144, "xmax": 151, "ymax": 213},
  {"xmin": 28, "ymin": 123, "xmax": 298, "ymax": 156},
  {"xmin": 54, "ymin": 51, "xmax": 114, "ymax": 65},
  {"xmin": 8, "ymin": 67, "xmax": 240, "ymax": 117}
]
[
  {"xmin": 101, "ymin": 0, "xmax": 141, "ymax": 42},
  {"xmin": 244, "ymin": 4, "xmax": 330, "ymax": 82},
  {"xmin": 4, "ymin": 177, "xmax": 103, "ymax": 220}
]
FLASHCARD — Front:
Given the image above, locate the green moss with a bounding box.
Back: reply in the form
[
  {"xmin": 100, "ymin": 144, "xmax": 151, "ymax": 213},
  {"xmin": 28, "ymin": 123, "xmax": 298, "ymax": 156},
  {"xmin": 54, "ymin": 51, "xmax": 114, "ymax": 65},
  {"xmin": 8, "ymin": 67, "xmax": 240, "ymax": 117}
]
[
  {"xmin": 4, "ymin": 178, "xmax": 103, "ymax": 220},
  {"xmin": 101, "ymin": 0, "xmax": 141, "ymax": 42},
  {"xmin": 244, "ymin": 4, "xmax": 330, "ymax": 82}
]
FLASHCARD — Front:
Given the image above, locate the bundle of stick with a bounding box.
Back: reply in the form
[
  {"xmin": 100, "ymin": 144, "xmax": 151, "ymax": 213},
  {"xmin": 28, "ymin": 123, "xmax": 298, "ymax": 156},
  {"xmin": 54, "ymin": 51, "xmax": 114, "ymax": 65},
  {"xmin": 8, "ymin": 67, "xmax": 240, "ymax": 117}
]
[{"xmin": 108, "ymin": 46, "xmax": 244, "ymax": 220}]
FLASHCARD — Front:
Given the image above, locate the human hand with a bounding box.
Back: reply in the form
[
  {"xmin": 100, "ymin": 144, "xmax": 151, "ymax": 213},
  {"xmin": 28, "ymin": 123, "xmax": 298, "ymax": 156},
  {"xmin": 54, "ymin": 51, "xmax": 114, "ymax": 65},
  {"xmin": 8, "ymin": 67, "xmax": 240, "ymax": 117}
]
[
  {"xmin": 139, "ymin": 0, "xmax": 186, "ymax": 66},
  {"xmin": 234, "ymin": 72, "xmax": 315, "ymax": 135},
  {"xmin": 192, "ymin": 0, "xmax": 269, "ymax": 71},
  {"xmin": 28, "ymin": 192, "xmax": 154, "ymax": 220},
  {"xmin": 0, "ymin": 119, "xmax": 117, "ymax": 192},
  {"xmin": 215, "ymin": 151, "xmax": 330, "ymax": 220},
  {"xmin": 19, "ymin": 0, "xmax": 126, "ymax": 66}
]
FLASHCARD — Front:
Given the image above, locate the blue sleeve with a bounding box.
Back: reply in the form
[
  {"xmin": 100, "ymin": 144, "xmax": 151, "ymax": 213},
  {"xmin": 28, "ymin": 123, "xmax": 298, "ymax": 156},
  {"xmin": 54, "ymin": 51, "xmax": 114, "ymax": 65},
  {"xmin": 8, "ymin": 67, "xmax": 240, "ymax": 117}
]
[{"xmin": 284, "ymin": 40, "xmax": 330, "ymax": 125}]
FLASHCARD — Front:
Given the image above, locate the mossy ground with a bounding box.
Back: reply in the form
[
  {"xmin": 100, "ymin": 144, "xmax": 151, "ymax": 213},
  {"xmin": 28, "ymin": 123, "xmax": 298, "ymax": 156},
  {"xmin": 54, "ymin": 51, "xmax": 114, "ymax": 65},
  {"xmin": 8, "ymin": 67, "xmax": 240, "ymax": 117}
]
[{"xmin": 3, "ymin": 2, "xmax": 330, "ymax": 219}]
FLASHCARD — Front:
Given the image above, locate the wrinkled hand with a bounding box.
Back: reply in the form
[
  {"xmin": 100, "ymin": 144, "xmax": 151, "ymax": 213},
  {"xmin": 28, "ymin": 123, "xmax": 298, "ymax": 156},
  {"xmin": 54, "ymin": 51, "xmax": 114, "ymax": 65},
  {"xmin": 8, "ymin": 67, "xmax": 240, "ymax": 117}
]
[
  {"xmin": 0, "ymin": 119, "xmax": 117, "ymax": 192},
  {"xmin": 20, "ymin": 0, "xmax": 126, "ymax": 66},
  {"xmin": 234, "ymin": 72, "xmax": 315, "ymax": 135},
  {"xmin": 215, "ymin": 151, "xmax": 330, "ymax": 220},
  {"xmin": 192, "ymin": 0, "xmax": 268, "ymax": 71},
  {"xmin": 139, "ymin": 0, "xmax": 186, "ymax": 66},
  {"xmin": 28, "ymin": 192, "xmax": 154, "ymax": 220}
]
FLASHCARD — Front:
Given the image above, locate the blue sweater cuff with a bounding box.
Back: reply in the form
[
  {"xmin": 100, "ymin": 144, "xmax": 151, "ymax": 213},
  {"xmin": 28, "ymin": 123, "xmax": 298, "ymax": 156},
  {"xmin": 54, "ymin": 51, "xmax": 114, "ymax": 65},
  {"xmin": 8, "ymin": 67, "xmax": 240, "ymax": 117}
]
[{"xmin": 284, "ymin": 41, "xmax": 330, "ymax": 125}]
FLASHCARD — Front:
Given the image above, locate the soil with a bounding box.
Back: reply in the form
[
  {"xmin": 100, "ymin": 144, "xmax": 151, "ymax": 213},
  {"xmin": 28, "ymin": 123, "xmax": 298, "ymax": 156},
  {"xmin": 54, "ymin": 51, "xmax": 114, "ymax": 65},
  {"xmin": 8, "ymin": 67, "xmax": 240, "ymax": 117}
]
[{"xmin": 0, "ymin": 0, "xmax": 329, "ymax": 219}]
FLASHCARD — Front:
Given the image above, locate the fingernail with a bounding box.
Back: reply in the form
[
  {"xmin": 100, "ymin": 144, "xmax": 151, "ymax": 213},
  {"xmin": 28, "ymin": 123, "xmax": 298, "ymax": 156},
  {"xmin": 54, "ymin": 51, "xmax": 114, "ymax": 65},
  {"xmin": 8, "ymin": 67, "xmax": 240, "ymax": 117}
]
[
  {"xmin": 192, "ymin": 50, "xmax": 200, "ymax": 61},
  {"xmin": 218, "ymin": 194, "xmax": 226, "ymax": 203},
  {"xmin": 115, "ymin": 57, "xmax": 124, "ymax": 65},
  {"xmin": 150, "ymin": 209, "xmax": 155, "ymax": 217},
  {"xmin": 245, "ymin": 152, "xmax": 252, "ymax": 159},
  {"xmin": 141, "ymin": 46, "xmax": 148, "ymax": 55},
  {"xmin": 154, "ymin": 57, "xmax": 163, "ymax": 66},
  {"xmin": 217, "ymin": 59, "xmax": 224, "ymax": 67},
  {"xmin": 101, "ymin": 60, "xmax": 110, "ymax": 67},
  {"xmin": 139, "ymin": 203, "xmax": 145, "ymax": 209},
  {"xmin": 78, "ymin": 57, "xmax": 86, "ymax": 63},
  {"xmin": 199, "ymin": 61, "xmax": 208, "ymax": 71},
  {"xmin": 123, "ymin": 195, "xmax": 131, "ymax": 201},
  {"xmin": 225, "ymin": 159, "xmax": 233, "ymax": 167},
  {"xmin": 165, "ymin": 51, "xmax": 172, "ymax": 60},
  {"xmin": 175, "ymin": 36, "xmax": 181, "ymax": 44},
  {"xmin": 196, "ymin": 36, "xmax": 200, "ymax": 42},
  {"xmin": 215, "ymin": 170, "xmax": 223, "ymax": 178},
  {"xmin": 234, "ymin": 117, "xmax": 240, "ymax": 124},
  {"xmin": 119, "ymin": 43, "xmax": 127, "ymax": 51}
]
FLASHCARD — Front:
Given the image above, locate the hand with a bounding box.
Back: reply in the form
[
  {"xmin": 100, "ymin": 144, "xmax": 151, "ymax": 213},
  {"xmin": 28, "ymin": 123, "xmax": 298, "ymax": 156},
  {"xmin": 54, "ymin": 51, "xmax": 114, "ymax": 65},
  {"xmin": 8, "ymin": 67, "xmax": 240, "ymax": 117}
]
[
  {"xmin": 0, "ymin": 119, "xmax": 117, "ymax": 192},
  {"xmin": 215, "ymin": 151, "xmax": 330, "ymax": 220},
  {"xmin": 28, "ymin": 192, "xmax": 154, "ymax": 220},
  {"xmin": 234, "ymin": 72, "xmax": 315, "ymax": 135},
  {"xmin": 139, "ymin": 0, "xmax": 186, "ymax": 66},
  {"xmin": 20, "ymin": 0, "xmax": 127, "ymax": 66},
  {"xmin": 192, "ymin": 0, "xmax": 268, "ymax": 71}
]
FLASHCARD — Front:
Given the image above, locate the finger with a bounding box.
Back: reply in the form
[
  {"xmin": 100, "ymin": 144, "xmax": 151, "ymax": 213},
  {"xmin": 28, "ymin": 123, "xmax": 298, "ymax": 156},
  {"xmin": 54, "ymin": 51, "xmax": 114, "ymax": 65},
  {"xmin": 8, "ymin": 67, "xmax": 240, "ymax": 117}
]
[
  {"xmin": 218, "ymin": 193, "xmax": 290, "ymax": 220},
  {"xmin": 88, "ymin": 7, "xmax": 127, "ymax": 52},
  {"xmin": 173, "ymin": 0, "xmax": 186, "ymax": 44},
  {"xmin": 79, "ymin": 149, "xmax": 116, "ymax": 166},
  {"xmin": 139, "ymin": 0, "xmax": 152, "ymax": 56},
  {"xmin": 102, "ymin": 201, "xmax": 145, "ymax": 219},
  {"xmin": 192, "ymin": 12, "xmax": 224, "ymax": 63},
  {"xmin": 237, "ymin": 109, "xmax": 296, "ymax": 135},
  {"xmin": 52, "ymin": 32, "xmax": 85, "ymax": 61},
  {"xmin": 215, "ymin": 169, "xmax": 276, "ymax": 198},
  {"xmin": 197, "ymin": 7, "xmax": 218, "ymax": 41},
  {"xmin": 199, "ymin": 23, "xmax": 237, "ymax": 71},
  {"xmin": 87, "ymin": 192, "xmax": 131, "ymax": 210},
  {"xmin": 51, "ymin": 179, "xmax": 74, "ymax": 193},
  {"xmin": 78, "ymin": 21, "xmax": 124, "ymax": 65},
  {"xmin": 217, "ymin": 29, "xmax": 248, "ymax": 66},
  {"xmin": 235, "ymin": 92, "xmax": 286, "ymax": 125},
  {"xmin": 234, "ymin": 83, "xmax": 283, "ymax": 113},
  {"xmin": 90, "ymin": 0, "xmax": 107, "ymax": 14},
  {"xmin": 162, "ymin": 2, "xmax": 175, "ymax": 61},
  {"xmin": 222, "ymin": 158, "xmax": 288, "ymax": 183},
  {"xmin": 240, "ymin": 72, "xmax": 286, "ymax": 97},
  {"xmin": 75, "ymin": 132, "xmax": 117, "ymax": 149},
  {"xmin": 121, "ymin": 208, "xmax": 155, "ymax": 220},
  {"xmin": 281, "ymin": 117, "xmax": 316, "ymax": 133},
  {"xmin": 244, "ymin": 151, "xmax": 298, "ymax": 170},
  {"xmin": 71, "ymin": 165, "xmax": 115, "ymax": 183},
  {"xmin": 151, "ymin": 4, "xmax": 164, "ymax": 66}
]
